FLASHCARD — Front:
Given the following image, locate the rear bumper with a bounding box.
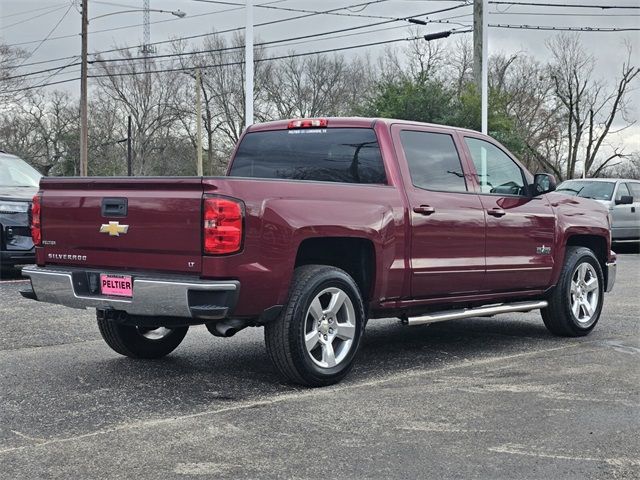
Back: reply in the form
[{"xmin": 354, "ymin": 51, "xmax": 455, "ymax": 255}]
[
  {"xmin": 21, "ymin": 266, "xmax": 239, "ymax": 321},
  {"xmin": 605, "ymin": 261, "xmax": 616, "ymax": 293}
]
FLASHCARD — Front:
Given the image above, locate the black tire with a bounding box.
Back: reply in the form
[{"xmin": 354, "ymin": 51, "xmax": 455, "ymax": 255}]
[
  {"xmin": 264, "ymin": 265, "xmax": 366, "ymax": 387},
  {"xmin": 97, "ymin": 314, "xmax": 188, "ymax": 359},
  {"xmin": 541, "ymin": 246, "xmax": 604, "ymax": 337}
]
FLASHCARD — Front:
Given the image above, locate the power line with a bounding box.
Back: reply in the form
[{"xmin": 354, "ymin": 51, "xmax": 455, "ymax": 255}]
[
  {"xmin": 16, "ymin": 2, "xmax": 76, "ymax": 67},
  {"xmin": 4, "ymin": 29, "xmax": 472, "ymax": 93},
  {"xmin": 89, "ymin": 9, "xmax": 468, "ymax": 65},
  {"xmin": 90, "ymin": 30, "xmax": 472, "ymax": 79},
  {"xmin": 2, "ymin": 5, "xmax": 70, "ymax": 30},
  {"xmin": 6, "ymin": 7, "xmax": 470, "ymax": 81},
  {"xmin": 488, "ymin": 1, "xmax": 640, "ymax": 9},
  {"xmin": 2, "ymin": 0, "xmax": 269, "ymax": 48},
  {"xmin": 191, "ymin": 0, "xmax": 470, "ymax": 22},
  {"xmin": 490, "ymin": 24, "xmax": 640, "ymax": 31},
  {"xmin": 1, "ymin": 2, "xmax": 69, "ymax": 19},
  {"xmin": 6, "ymin": 0, "xmax": 470, "ymax": 68},
  {"xmin": 490, "ymin": 11, "xmax": 640, "ymax": 16}
]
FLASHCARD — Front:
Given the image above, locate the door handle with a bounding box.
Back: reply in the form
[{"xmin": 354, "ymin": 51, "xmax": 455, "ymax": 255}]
[
  {"xmin": 632, "ymin": 206, "xmax": 636, "ymax": 213},
  {"xmin": 487, "ymin": 208, "xmax": 506, "ymax": 217},
  {"xmin": 413, "ymin": 205, "xmax": 436, "ymax": 216}
]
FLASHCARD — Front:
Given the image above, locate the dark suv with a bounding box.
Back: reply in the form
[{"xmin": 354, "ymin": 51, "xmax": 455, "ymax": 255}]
[{"xmin": 0, "ymin": 152, "xmax": 41, "ymax": 271}]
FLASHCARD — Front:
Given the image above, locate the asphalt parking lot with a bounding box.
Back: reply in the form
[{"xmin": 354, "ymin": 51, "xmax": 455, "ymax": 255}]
[{"xmin": 1, "ymin": 253, "xmax": 638, "ymax": 479}]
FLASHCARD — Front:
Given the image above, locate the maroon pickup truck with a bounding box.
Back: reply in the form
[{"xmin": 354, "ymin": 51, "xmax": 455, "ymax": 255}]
[{"xmin": 22, "ymin": 118, "xmax": 616, "ymax": 386}]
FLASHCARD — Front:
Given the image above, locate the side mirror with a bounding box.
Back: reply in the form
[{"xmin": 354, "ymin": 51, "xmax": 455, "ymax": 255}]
[
  {"xmin": 531, "ymin": 173, "xmax": 557, "ymax": 196},
  {"xmin": 615, "ymin": 195, "xmax": 633, "ymax": 205}
]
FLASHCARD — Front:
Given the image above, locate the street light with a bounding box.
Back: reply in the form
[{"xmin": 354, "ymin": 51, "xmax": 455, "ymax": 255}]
[{"xmin": 79, "ymin": 3, "xmax": 187, "ymax": 176}]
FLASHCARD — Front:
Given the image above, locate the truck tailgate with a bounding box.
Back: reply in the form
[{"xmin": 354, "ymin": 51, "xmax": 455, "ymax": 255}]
[{"xmin": 39, "ymin": 177, "xmax": 204, "ymax": 274}]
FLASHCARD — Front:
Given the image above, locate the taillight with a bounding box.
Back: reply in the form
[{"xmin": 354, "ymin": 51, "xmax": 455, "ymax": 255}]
[
  {"xmin": 203, "ymin": 197, "xmax": 243, "ymax": 255},
  {"xmin": 288, "ymin": 118, "xmax": 328, "ymax": 129},
  {"xmin": 30, "ymin": 193, "xmax": 42, "ymax": 246}
]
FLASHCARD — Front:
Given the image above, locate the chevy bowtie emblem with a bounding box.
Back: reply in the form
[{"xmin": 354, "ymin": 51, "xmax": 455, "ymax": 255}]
[{"xmin": 100, "ymin": 221, "xmax": 129, "ymax": 236}]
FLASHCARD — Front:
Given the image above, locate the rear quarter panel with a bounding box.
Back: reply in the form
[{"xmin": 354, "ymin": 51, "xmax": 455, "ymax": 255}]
[{"xmin": 201, "ymin": 178, "xmax": 406, "ymax": 317}]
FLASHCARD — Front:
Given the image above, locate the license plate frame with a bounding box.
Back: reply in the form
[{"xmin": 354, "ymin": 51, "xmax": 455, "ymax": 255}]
[{"xmin": 100, "ymin": 274, "xmax": 133, "ymax": 297}]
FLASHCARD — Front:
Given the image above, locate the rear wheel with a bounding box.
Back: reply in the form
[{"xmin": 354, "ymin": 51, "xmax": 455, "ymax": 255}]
[
  {"xmin": 264, "ymin": 265, "xmax": 365, "ymax": 387},
  {"xmin": 541, "ymin": 246, "xmax": 604, "ymax": 337},
  {"xmin": 97, "ymin": 314, "xmax": 188, "ymax": 359}
]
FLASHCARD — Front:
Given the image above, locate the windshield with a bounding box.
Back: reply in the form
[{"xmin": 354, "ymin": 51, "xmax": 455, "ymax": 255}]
[
  {"xmin": 0, "ymin": 156, "xmax": 42, "ymax": 188},
  {"xmin": 229, "ymin": 128, "xmax": 387, "ymax": 184},
  {"xmin": 556, "ymin": 181, "xmax": 615, "ymax": 201}
]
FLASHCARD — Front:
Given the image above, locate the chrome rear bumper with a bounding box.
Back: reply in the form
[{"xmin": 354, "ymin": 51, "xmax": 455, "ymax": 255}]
[{"xmin": 22, "ymin": 266, "xmax": 239, "ymax": 320}]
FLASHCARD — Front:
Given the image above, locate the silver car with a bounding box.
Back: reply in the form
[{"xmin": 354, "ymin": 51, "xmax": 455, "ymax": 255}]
[{"xmin": 556, "ymin": 178, "xmax": 640, "ymax": 243}]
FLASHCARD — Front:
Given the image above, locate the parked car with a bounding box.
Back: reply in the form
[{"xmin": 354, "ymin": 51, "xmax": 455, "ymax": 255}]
[
  {"xmin": 21, "ymin": 118, "xmax": 616, "ymax": 386},
  {"xmin": 556, "ymin": 178, "xmax": 640, "ymax": 243},
  {"xmin": 0, "ymin": 152, "xmax": 41, "ymax": 270}
]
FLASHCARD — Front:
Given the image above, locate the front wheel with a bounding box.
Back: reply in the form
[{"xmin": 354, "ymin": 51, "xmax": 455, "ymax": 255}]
[
  {"xmin": 541, "ymin": 246, "xmax": 604, "ymax": 337},
  {"xmin": 97, "ymin": 314, "xmax": 188, "ymax": 359},
  {"xmin": 264, "ymin": 265, "xmax": 365, "ymax": 387}
]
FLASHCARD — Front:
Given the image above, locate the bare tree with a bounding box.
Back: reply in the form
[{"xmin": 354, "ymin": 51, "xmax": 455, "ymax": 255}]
[
  {"xmin": 0, "ymin": 90, "xmax": 78, "ymax": 175},
  {"xmin": 0, "ymin": 43, "xmax": 28, "ymax": 107},
  {"xmin": 93, "ymin": 50, "xmax": 183, "ymax": 175},
  {"xmin": 548, "ymin": 34, "xmax": 639, "ymax": 179},
  {"xmin": 264, "ymin": 53, "xmax": 365, "ymax": 119}
]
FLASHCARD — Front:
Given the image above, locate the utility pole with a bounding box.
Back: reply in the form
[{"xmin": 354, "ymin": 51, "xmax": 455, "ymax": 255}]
[
  {"xmin": 245, "ymin": 0, "xmax": 254, "ymax": 128},
  {"xmin": 196, "ymin": 69, "xmax": 203, "ymax": 176},
  {"xmin": 473, "ymin": 0, "xmax": 488, "ymax": 135},
  {"xmin": 80, "ymin": 0, "xmax": 88, "ymax": 176},
  {"xmin": 127, "ymin": 115, "xmax": 132, "ymax": 176}
]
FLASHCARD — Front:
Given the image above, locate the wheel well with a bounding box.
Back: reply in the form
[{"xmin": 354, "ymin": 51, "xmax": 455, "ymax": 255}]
[
  {"xmin": 566, "ymin": 234, "xmax": 608, "ymax": 273},
  {"xmin": 294, "ymin": 237, "xmax": 375, "ymax": 300}
]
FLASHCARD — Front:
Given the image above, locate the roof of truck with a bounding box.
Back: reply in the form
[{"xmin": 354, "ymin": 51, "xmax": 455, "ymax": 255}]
[{"xmin": 247, "ymin": 117, "xmax": 483, "ymax": 135}]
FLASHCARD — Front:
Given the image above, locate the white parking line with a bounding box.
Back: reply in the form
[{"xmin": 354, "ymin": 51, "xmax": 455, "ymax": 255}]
[{"xmin": 489, "ymin": 443, "xmax": 640, "ymax": 467}]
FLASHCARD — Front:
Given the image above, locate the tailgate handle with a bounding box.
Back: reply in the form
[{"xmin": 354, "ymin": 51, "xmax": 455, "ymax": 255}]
[{"xmin": 102, "ymin": 198, "xmax": 128, "ymax": 217}]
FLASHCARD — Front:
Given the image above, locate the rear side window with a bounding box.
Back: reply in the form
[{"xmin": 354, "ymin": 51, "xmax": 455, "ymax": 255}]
[
  {"xmin": 230, "ymin": 128, "xmax": 387, "ymax": 184},
  {"xmin": 399, "ymin": 130, "xmax": 467, "ymax": 192}
]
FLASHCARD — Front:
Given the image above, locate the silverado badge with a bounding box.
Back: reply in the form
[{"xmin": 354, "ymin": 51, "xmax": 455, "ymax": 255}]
[{"xmin": 100, "ymin": 221, "xmax": 129, "ymax": 236}]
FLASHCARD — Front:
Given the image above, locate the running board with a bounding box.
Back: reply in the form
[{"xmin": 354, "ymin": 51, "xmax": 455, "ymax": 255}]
[{"xmin": 405, "ymin": 300, "xmax": 548, "ymax": 326}]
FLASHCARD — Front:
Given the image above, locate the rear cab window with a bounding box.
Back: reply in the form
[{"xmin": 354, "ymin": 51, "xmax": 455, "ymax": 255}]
[
  {"xmin": 399, "ymin": 130, "xmax": 468, "ymax": 192},
  {"xmin": 229, "ymin": 128, "xmax": 387, "ymax": 184}
]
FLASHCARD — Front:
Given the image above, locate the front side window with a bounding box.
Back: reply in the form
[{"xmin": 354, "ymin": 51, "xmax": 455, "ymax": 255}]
[
  {"xmin": 624, "ymin": 182, "xmax": 640, "ymax": 200},
  {"xmin": 230, "ymin": 128, "xmax": 387, "ymax": 184},
  {"xmin": 464, "ymin": 138, "xmax": 526, "ymax": 196},
  {"xmin": 399, "ymin": 130, "xmax": 467, "ymax": 192},
  {"xmin": 615, "ymin": 183, "xmax": 630, "ymax": 201}
]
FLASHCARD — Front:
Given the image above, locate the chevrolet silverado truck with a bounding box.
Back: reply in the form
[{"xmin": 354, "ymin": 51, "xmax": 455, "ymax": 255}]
[{"xmin": 21, "ymin": 118, "xmax": 616, "ymax": 387}]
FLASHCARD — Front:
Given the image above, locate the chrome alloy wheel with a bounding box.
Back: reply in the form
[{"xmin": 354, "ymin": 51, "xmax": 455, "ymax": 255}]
[
  {"xmin": 136, "ymin": 326, "xmax": 173, "ymax": 340},
  {"xmin": 304, "ymin": 287, "xmax": 357, "ymax": 368},
  {"xmin": 569, "ymin": 262, "xmax": 599, "ymax": 326}
]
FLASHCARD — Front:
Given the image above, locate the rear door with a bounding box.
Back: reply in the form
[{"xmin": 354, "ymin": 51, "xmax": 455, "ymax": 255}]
[
  {"xmin": 460, "ymin": 135, "xmax": 556, "ymax": 291},
  {"xmin": 41, "ymin": 178, "xmax": 204, "ymax": 274},
  {"xmin": 391, "ymin": 125, "xmax": 486, "ymax": 298}
]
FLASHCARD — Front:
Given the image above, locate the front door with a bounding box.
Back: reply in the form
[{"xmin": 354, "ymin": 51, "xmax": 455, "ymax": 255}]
[
  {"xmin": 391, "ymin": 126, "xmax": 486, "ymax": 298},
  {"xmin": 461, "ymin": 135, "xmax": 556, "ymax": 292},
  {"xmin": 612, "ymin": 182, "xmax": 640, "ymax": 240}
]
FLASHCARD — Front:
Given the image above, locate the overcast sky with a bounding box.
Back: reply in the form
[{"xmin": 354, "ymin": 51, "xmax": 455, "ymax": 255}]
[{"xmin": 1, "ymin": 0, "xmax": 639, "ymax": 151}]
